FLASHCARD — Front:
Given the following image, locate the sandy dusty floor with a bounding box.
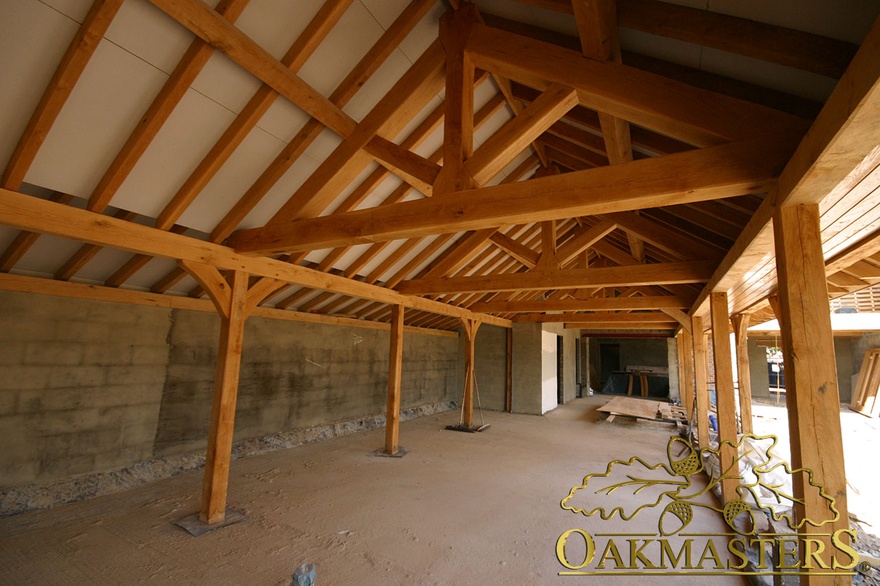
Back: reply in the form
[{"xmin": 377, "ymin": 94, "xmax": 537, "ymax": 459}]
[{"xmin": 0, "ymin": 397, "xmax": 747, "ymax": 585}]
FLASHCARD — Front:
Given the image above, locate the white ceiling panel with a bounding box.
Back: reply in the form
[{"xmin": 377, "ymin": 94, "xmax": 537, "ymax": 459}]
[
  {"xmin": 69, "ymin": 245, "xmax": 138, "ymax": 284},
  {"xmin": 257, "ymin": 96, "xmax": 313, "ymax": 144},
  {"xmin": 297, "ymin": 1, "xmax": 386, "ymax": 97},
  {"xmin": 356, "ymin": 239, "xmax": 405, "ymax": 277},
  {"xmin": 320, "ymin": 161, "xmax": 382, "ymax": 216},
  {"xmin": 176, "ymin": 126, "xmax": 287, "ymax": 233},
  {"xmin": 393, "ymin": 95, "xmax": 443, "ymax": 149},
  {"xmin": 26, "ymin": 39, "xmax": 169, "ymax": 202},
  {"xmin": 700, "ymin": 48, "xmax": 838, "ymax": 103},
  {"xmin": 105, "ymin": 0, "xmax": 194, "ymax": 75},
  {"xmin": 474, "ymin": 0, "xmax": 578, "ymax": 37},
  {"xmin": 353, "ymin": 174, "xmax": 404, "ymax": 211},
  {"xmin": 236, "ymin": 0, "xmax": 326, "ymax": 60},
  {"xmin": 412, "ymin": 119, "xmax": 444, "ymax": 160},
  {"xmin": 303, "ymin": 247, "xmax": 333, "ymax": 265},
  {"xmin": 328, "ymin": 242, "xmax": 373, "ymax": 274},
  {"xmin": 301, "ymin": 128, "xmax": 344, "ymax": 163},
  {"xmin": 38, "ymin": 0, "xmax": 92, "ymax": 22},
  {"xmin": 12, "ymin": 233, "xmax": 83, "ymax": 277},
  {"xmin": 190, "ymin": 51, "xmax": 264, "ymax": 116},
  {"xmin": 473, "ymin": 107, "xmax": 513, "ymax": 149},
  {"xmin": 0, "ymin": 0, "xmax": 80, "ymax": 172},
  {"xmin": 115, "ymin": 256, "xmax": 179, "ymax": 292},
  {"xmin": 111, "ymin": 88, "xmax": 238, "ymax": 219},
  {"xmin": 397, "ymin": 2, "xmax": 446, "ymax": 63},
  {"xmin": 503, "ymin": 147, "xmax": 538, "ymax": 177},
  {"xmin": 372, "ymin": 235, "xmax": 440, "ymax": 283},
  {"xmin": 708, "ymin": 0, "xmax": 880, "ymax": 43},
  {"xmin": 406, "ymin": 233, "xmax": 461, "ymax": 279},
  {"xmin": 237, "ymin": 154, "xmax": 321, "ymax": 229},
  {"xmin": 619, "ymin": 28, "xmax": 703, "ymax": 70},
  {"xmin": 164, "ymin": 273, "xmax": 200, "ymax": 297},
  {"xmin": 342, "ymin": 48, "xmax": 412, "ymax": 122},
  {"xmin": 260, "ymin": 284, "xmax": 298, "ymax": 308},
  {"xmin": 358, "ymin": 0, "xmax": 410, "ymax": 29}
]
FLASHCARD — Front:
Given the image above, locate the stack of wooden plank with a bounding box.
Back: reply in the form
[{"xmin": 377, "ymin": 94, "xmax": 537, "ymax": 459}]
[
  {"xmin": 598, "ymin": 396, "xmax": 687, "ymax": 424},
  {"xmin": 851, "ymin": 348, "xmax": 880, "ymax": 418}
]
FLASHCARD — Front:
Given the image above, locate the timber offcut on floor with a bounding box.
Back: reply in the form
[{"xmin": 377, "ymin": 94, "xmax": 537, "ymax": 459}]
[{"xmin": 0, "ymin": 398, "xmax": 744, "ymax": 586}]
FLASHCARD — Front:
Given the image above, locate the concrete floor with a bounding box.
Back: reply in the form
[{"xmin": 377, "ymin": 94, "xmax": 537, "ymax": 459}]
[{"xmin": 0, "ymin": 397, "xmax": 746, "ymax": 585}]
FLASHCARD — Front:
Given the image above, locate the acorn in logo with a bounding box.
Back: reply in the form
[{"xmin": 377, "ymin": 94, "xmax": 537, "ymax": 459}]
[
  {"xmin": 659, "ymin": 499, "xmax": 694, "ymax": 535},
  {"xmin": 667, "ymin": 436, "xmax": 703, "ymax": 477}
]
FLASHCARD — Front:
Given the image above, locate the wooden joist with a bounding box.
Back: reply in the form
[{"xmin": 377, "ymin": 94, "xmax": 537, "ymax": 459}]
[
  {"xmin": 465, "ymin": 21, "xmax": 808, "ymax": 146},
  {"xmin": 514, "ymin": 311, "xmax": 678, "ymax": 323},
  {"xmin": 147, "ymin": 0, "xmax": 355, "ymax": 138},
  {"xmin": 470, "ymin": 295, "xmax": 690, "ymax": 313},
  {"xmin": 690, "ymin": 14, "xmax": 880, "ymax": 319},
  {"xmin": 0, "ymin": 188, "xmax": 510, "ymax": 328},
  {"xmin": 228, "ymin": 135, "xmax": 797, "ymax": 255},
  {"xmin": 396, "ymin": 260, "xmax": 715, "ymax": 295},
  {"xmin": 2, "ymin": 0, "xmax": 125, "ymax": 191}
]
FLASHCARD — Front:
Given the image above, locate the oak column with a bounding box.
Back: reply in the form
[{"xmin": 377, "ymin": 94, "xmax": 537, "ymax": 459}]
[
  {"xmin": 462, "ymin": 318, "xmax": 481, "ymax": 428},
  {"xmin": 677, "ymin": 328, "xmax": 695, "ymax": 420},
  {"xmin": 385, "ymin": 305, "xmax": 405, "ymax": 455},
  {"xmin": 201, "ymin": 269, "xmax": 248, "ymax": 525},
  {"xmin": 732, "ymin": 313, "xmax": 754, "ymax": 434},
  {"xmin": 710, "ymin": 292, "xmax": 739, "ymax": 504},
  {"xmin": 692, "ymin": 315, "xmax": 710, "ymax": 449},
  {"xmin": 774, "ymin": 204, "xmax": 848, "ymax": 582}
]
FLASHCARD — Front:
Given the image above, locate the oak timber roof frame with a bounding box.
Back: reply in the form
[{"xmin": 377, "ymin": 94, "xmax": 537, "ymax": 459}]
[{"xmin": 2, "ymin": 0, "xmax": 880, "ymax": 538}]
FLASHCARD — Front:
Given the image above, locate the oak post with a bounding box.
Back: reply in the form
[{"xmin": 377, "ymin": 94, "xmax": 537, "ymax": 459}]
[
  {"xmin": 692, "ymin": 315, "xmax": 710, "ymax": 449},
  {"xmin": 385, "ymin": 305, "xmax": 405, "ymax": 455},
  {"xmin": 677, "ymin": 328, "xmax": 695, "ymax": 420},
  {"xmin": 200, "ymin": 269, "xmax": 248, "ymax": 525},
  {"xmin": 732, "ymin": 313, "xmax": 754, "ymax": 434},
  {"xmin": 774, "ymin": 204, "xmax": 849, "ymax": 581},
  {"xmin": 710, "ymin": 291, "xmax": 739, "ymax": 504},
  {"xmin": 462, "ymin": 318, "xmax": 481, "ymax": 428}
]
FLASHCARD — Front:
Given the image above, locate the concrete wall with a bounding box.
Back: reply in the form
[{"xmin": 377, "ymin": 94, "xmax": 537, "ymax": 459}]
[
  {"xmin": 667, "ymin": 338, "xmax": 679, "ymax": 400},
  {"xmin": 833, "ymin": 337, "xmax": 853, "ymax": 403},
  {"xmin": 746, "ymin": 336, "xmax": 857, "ymax": 403},
  {"xmin": 851, "ymin": 332, "xmax": 880, "ymax": 403},
  {"xmin": 511, "ymin": 322, "xmax": 542, "ymax": 415},
  {"xmin": 0, "ymin": 290, "xmax": 461, "ymax": 489},
  {"xmin": 0, "ymin": 292, "xmax": 169, "ymax": 486},
  {"xmin": 748, "ymin": 338, "xmax": 771, "ymax": 399},
  {"xmin": 510, "ymin": 322, "xmax": 578, "ymax": 415},
  {"xmin": 473, "ymin": 325, "xmax": 508, "ymax": 412}
]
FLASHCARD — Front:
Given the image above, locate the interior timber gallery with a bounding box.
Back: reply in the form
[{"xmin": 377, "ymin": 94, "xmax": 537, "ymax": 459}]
[{"xmin": 1, "ymin": 0, "xmax": 880, "ymax": 583}]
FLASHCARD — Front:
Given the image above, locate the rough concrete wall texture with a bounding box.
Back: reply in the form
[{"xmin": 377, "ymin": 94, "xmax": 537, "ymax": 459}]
[
  {"xmin": 0, "ymin": 291, "xmax": 171, "ymax": 486},
  {"xmin": 833, "ymin": 337, "xmax": 853, "ymax": 403},
  {"xmin": 154, "ymin": 310, "xmax": 461, "ymax": 457},
  {"xmin": 509, "ymin": 323, "xmax": 579, "ymax": 415},
  {"xmin": 748, "ymin": 339, "xmax": 770, "ymax": 398},
  {"xmin": 1, "ymin": 291, "xmax": 461, "ymax": 491},
  {"xmin": 667, "ymin": 338, "xmax": 680, "ymax": 400},
  {"xmin": 853, "ymin": 332, "xmax": 880, "ymax": 373},
  {"xmin": 511, "ymin": 322, "xmax": 543, "ymax": 415},
  {"xmin": 473, "ymin": 325, "xmax": 507, "ymax": 412}
]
